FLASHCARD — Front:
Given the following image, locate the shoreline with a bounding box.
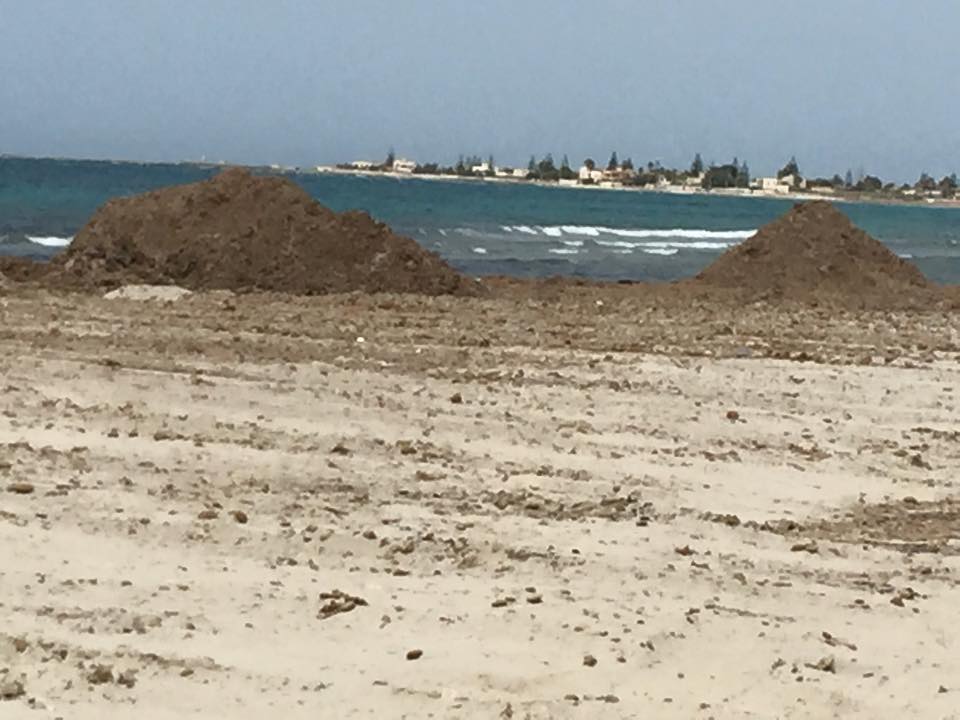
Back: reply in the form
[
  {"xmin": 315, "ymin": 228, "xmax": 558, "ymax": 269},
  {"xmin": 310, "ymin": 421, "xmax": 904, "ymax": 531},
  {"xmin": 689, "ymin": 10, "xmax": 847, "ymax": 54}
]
[{"xmin": 312, "ymin": 166, "xmax": 960, "ymax": 209}]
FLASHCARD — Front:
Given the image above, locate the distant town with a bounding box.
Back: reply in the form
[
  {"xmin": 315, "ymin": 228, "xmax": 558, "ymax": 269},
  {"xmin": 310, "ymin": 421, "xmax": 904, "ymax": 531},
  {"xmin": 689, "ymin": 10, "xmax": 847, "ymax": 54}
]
[{"xmin": 313, "ymin": 151, "xmax": 960, "ymax": 205}]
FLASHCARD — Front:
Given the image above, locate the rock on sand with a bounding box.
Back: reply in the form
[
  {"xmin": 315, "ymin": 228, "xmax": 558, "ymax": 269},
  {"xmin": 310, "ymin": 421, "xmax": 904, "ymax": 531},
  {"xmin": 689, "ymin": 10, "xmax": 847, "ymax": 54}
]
[{"xmin": 103, "ymin": 285, "xmax": 193, "ymax": 302}]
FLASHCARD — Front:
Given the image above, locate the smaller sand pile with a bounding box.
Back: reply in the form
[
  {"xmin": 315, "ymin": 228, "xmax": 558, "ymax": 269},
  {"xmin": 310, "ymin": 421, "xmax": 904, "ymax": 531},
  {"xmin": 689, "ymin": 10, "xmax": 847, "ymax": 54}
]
[
  {"xmin": 51, "ymin": 168, "xmax": 478, "ymax": 296},
  {"xmin": 693, "ymin": 201, "xmax": 936, "ymax": 308}
]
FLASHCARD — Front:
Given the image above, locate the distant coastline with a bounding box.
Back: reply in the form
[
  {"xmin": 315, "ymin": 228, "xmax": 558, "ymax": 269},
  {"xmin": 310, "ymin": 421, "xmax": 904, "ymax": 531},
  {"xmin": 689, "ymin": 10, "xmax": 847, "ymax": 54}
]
[
  {"xmin": 311, "ymin": 165, "xmax": 960, "ymax": 210},
  {"xmin": 3, "ymin": 153, "xmax": 959, "ymax": 210}
]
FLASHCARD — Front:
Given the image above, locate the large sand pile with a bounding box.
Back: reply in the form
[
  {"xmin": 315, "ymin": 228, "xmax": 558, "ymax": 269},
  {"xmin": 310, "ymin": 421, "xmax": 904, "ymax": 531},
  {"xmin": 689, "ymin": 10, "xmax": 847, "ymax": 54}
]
[
  {"xmin": 51, "ymin": 168, "xmax": 478, "ymax": 296},
  {"xmin": 693, "ymin": 201, "xmax": 937, "ymax": 308}
]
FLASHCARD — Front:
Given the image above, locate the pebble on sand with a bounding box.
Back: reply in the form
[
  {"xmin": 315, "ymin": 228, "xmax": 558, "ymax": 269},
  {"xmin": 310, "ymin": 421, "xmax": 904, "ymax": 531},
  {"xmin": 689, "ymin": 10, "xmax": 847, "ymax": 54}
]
[{"xmin": 0, "ymin": 680, "xmax": 25, "ymax": 700}]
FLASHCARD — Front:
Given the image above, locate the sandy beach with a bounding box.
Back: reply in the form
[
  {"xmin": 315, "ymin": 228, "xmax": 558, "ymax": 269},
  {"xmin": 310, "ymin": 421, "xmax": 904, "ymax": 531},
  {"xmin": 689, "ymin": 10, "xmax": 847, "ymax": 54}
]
[{"xmin": 2, "ymin": 285, "xmax": 959, "ymax": 719}]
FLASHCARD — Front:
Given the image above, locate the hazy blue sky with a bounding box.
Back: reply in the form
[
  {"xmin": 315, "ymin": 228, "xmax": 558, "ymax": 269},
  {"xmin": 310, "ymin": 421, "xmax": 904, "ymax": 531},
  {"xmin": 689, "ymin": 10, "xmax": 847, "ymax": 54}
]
[{"xmin": 2, "ymin": 1, "xmax": 958, "ymax": 180}]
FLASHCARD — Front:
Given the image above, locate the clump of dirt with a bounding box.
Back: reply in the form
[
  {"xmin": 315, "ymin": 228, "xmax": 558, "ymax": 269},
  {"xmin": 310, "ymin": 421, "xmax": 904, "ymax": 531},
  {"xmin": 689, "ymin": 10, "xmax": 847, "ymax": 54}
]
[
  {"xmin": 0, "ymin": 256, "xmax": 47, "ymax": 284},
  {"xmin": 692, "ymin": 201, "xmax": 938, "ymax": 308},
  {"xmin": 49, "ymin": 168, "xmax": 480, "ymax": 296}
]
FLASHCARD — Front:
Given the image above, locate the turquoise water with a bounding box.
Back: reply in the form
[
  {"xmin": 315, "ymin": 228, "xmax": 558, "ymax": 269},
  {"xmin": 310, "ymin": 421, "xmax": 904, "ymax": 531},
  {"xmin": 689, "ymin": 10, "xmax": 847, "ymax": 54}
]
[{"xmin": 3, "ymin": 156, "xmax": 960, "ymax": 283}]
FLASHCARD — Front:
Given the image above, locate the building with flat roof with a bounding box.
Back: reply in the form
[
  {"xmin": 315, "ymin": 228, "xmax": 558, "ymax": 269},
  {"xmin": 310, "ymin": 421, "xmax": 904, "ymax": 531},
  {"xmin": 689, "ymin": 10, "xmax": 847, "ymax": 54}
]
[{"xmin": 392, "ymin": 158, "xmax": 417, "ymax": 173}]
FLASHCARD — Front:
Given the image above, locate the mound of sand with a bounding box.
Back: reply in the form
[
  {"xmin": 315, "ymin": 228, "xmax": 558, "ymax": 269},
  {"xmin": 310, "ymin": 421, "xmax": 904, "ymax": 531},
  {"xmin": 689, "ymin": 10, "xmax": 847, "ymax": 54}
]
[
  {"xmin": 51, "ymin": 168, "xmax": 478, "ymax": 296},
  {"xmin": 693, "ymin": 201, "xmax": 937, "ymax": 308}
]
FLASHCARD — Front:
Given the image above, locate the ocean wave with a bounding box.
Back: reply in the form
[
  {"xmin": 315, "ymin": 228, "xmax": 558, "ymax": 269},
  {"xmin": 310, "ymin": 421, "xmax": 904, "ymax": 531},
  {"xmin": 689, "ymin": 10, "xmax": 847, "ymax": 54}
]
[
  {"xmin": 595, "ymin": 239, "xmax": 732, "ymax": 251},
  {"xmin": 643, "ymin": 240, "xmax": 733, "ymax": 250},
  {"xmin": 594, "ymin": 240, "xmax": 637, "ymax": 249},
  {"xmin": 548, "ymin": 248, "xmax": 579, "ymax": 255},
  {"xmin": 608, "ymin": 228, "xmax": 754, "ymax": 240},
  {"xmin": 561, "ymin": 239, "xmax": 584, "ymax": 247},
  {"xmin": 455, "ymin": 227, "xmax": 486, "ymax": 238},
  {"xmin": 559, "ymin": 225, "xmax": 600, "ymax": 237},
  {"xmin": 446, "ymin": 225, "xmax": 754, "ymax": 244},
  {"xmin": 27, "ymin": 235, "xmax": 73, "ymax": 247},
  {"xmin": 539, "ymin": 225, "xmax": 755, "ymax": 240},
  {"xmin": 472, "ymin": 247, "xmax": 488, "ymax": 254},
  {"xmin": 642, "ymin": 248, "xmax": 679, "ymax": 256}
]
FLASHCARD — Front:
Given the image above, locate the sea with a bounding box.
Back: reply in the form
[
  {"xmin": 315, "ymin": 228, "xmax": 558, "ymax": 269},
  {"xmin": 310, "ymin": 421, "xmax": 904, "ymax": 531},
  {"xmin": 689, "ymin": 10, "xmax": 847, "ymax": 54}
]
[{"xmin": 3, "ymin": 156, "xmax": 960, "ymax": 283}]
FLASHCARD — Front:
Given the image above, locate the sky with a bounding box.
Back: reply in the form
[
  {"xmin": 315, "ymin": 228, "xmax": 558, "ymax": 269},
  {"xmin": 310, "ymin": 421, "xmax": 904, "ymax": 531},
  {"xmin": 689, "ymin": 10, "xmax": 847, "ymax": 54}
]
[{"xmin": 2, "ymin": 0, "xmax": 959, "ymax": 181}]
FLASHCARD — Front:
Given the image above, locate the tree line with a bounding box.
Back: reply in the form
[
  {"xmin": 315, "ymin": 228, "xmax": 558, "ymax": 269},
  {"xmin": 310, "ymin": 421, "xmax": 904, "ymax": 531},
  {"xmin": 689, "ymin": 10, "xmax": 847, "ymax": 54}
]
[{"xmin": 350, "ymin": 149, "xmax": 958, "ymax": 197}]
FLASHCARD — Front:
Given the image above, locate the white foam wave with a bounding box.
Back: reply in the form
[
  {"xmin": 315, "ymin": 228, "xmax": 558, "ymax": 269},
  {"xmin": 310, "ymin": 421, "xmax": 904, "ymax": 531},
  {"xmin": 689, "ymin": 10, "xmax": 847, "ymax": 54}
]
[
  {"xmin": 510, "ymin": 225, "xmax": 755, "ymax": 241},
  {"xmin": 548, "ymin": 248, "xmax": 579, "ymax": 255},
  {"xmin": 472, "ymin": 247, "xmax": 488, "ymax": 254},
  {"xmin": 594, "ymin": 240, "xmax": 638, "ymax": 249},
  {"xmin": 449, "ymin": 225, "xmax": 754, "ymax": 245},
  {"xmin": 607, "ymin": 228, "xmax": 754, "ymax": 240},
  {"xmin": 595, "ymin": 239, "xmax": 732, "ymax": 251},
  {"xmin": 643, "ymin": 240, "xmax": 733, "ymax": 250},
  {"xmin": 557, "ymin": 225, "xmax": 600, "ymax": 237},
  {"xmin": 27, "ymin": 235, "xmax": 73, "ymax": 247},
  {"xmin": 642, "ymin": 248, "xmax": 679, "ymax": 256},
  {"xmin": 561, "ymin": 239, "xmax": 584, "ymax": 247}
]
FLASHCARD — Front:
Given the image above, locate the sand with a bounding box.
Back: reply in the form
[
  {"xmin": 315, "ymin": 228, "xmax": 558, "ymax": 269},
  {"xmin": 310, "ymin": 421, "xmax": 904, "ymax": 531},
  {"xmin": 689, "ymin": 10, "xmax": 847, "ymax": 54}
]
[{"xmin": 1, "ymin": 285, "xmax": 959, "ymax": 719}]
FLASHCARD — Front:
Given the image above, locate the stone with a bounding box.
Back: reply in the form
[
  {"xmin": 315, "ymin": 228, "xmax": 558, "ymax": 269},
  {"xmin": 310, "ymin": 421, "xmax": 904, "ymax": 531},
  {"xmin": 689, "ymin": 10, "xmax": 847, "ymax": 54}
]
[
  {"xmin": 117, "ymin": 669, "xmax": 138, "ymax": 688},
  {"xmin": 0, "ymin": 680, "xmax": 25, "ymax": 700},
  {"xmin": 87, "ymin": 664, "xmax": 114, "ymax": 685},
  {"xmin": 103, "ymin": 285, "xmax": 192, "ymax": 302}
]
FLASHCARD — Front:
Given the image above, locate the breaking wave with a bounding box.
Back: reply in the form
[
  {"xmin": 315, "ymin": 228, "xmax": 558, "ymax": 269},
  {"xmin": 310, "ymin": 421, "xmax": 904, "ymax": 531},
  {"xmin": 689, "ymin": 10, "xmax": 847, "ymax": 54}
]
[{"xmin": 27, "ymin": 235, "xmax": 74, "ymax": 247}]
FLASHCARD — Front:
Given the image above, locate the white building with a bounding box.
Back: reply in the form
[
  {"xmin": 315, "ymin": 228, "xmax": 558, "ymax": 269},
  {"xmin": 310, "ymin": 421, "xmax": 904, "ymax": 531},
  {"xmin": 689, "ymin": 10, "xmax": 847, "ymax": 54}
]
[
  {"xmin": 512, "ymin": 168, "xmax": 529, "ymax": 178},
  {"xmin": 577, "ymin": 165, "xmax": 604, "ymax": 184},
  {"xmin": 350, "ymin": 160, "xmax": 376, "ymax": 170},
  {"xmin": 471, "ymin": 162, "xmax": 491, "ymax": 175},
  {"xmin": 392, "ymin": 158, "xmax": 417, "ymax": 173}
]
